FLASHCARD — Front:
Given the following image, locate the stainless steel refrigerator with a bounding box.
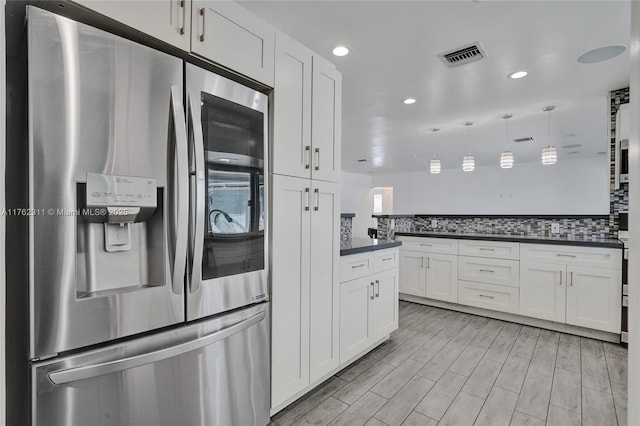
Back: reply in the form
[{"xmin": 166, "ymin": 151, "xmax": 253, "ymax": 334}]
[{"xmin": 5, "ymin": 5, "xmax": 270, "ymax": 425}]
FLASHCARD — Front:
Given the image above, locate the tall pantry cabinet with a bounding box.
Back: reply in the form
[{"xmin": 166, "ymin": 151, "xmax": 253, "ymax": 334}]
[{"xmin": 271, "ymin": 33, "xmax": 342, "ymax": 410}]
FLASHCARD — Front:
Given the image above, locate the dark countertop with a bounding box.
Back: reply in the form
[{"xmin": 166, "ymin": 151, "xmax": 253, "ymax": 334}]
[
  {"xmin": 395, "ymin": 231, "xmax": 623, "ymax": 249},
  {"xmin": 341, "ymin": 213, "xmax": 356, "ymax": 218},
  {"xmin": 340, "ymin": 238, "xmax": 403, "ymax": 256}
]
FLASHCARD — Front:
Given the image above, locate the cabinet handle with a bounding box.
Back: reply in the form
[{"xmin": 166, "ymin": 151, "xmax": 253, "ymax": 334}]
[
  {"xmin": 420, "ymin": 243, "xmax": 432, "ymax": 247},
  {"xmin": 314, "ymin": 148, "xmax": 320, "ymax": 171},
  {"xmin": 178, "ymin": 0, "xmax": 186, "ymax": 35},
  {"xmin": 479, "ymin": 247, "xmax": 495, "ymax": 251},
  {"xmin": 479, "ymin": 269, "xmax": 495, "ymax": 273},
  {"xmin": 305, "ymin": 146, "xmax": 311, "ymax": 169},
  {"xmin": 557, "ymin": 253, "xmax": 577, "ymax": 258},
  {"xmin": 304, "ymin": 188, "xmax": 310, "ymax": 211},
  {"xmin": 427, "ymin": 257, "xmax": 430, "ymax": 269},
  {"xmin": 370, "ymin": 282, "xmax": 375, "ymax": 300},
  {"xmin": 478, "ymin": 294, "xmax": 495, "ymax": 299},
  {"xmin": 199, "ymin": 8, "xmax": 205, "ymax": 42},
  {"xmin": 375, "ymin": 280, "xmax": 380, "ymax": 297},
  {"xmin": 421, "ymin": 257, "xmax": 424, "ymax": 268},
  {"xmin": 382, "ymin": 257, "xmax": 393, "ymax": 261},
  {"xmin": 570, "ymin": 271, "xmax": 573, "ymax": 286},
  {"xmin": 560, "ymin": 271, "xmax": 563, "ymax": 286},
  {"xmin": 351, "ymin": 263, "xmax": 367, "ymax": 269},
  {"xmin": 314, "ymin": 188, "xmax": 319, "ymax": 211}
]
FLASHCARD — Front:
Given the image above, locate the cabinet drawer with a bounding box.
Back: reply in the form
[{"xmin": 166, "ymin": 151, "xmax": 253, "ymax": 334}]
[
  {"xmin": 458, "ymin": 256, "xmax": 520, "ymax": 287},
  {"xmin": 521, "ymin": 244, "xmax": 622, "ymax": 269},
  {"xmin": 397, "ymin": 236, "xmax": 458, "ymax": 255},
  {"xmin": 458, "ymin": 240, "xmax": 519, "ymax": 259},
  {"xmin": 458, "ymin": 281, "xmax": 519, "ymax": 314},
  {"xmin": 373, "ymin": 248, "xmax": 399, "ymax": 273},
  {"xmin": 341, "ymin": 253, "xmax": 373, "ymax": 282}
]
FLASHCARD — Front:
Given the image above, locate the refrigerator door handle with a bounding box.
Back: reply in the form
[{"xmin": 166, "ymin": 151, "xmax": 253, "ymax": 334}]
[
  {"xmin": 169, "ymin": 86, "xmax": 189, "ymax": 295},
  {"xmin": 187, "ymin": 93, "xmax": 206, "ymax": 294},
  {"xmin": 48, "ymin": 310, "xmax": 266, "ymax": 385}
]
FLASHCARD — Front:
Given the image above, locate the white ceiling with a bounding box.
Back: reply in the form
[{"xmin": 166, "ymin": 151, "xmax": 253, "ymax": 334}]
[{"xmin": 241, "ymin": 0, "xmax": 631, "ymax": 174}]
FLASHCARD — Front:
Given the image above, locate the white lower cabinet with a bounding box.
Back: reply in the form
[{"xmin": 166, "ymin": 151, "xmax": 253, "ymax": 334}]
[
  {"xmin": 458, "ymin": 281, "xmax": 519, "ymax": 314},
  {"xmin": 520, "ymin": 262, "xmax": 565, "ymax": 323},
  {"xmin": 270, "ymin": 175, "xmax": 340, "ymax": 409},
  {"xmin": 340, "ymin": 249, "xmax": 399, "ymax": 363},
  {"xmin": 398, "ymin": 241, "xmax": 458, "ymax": 303}
]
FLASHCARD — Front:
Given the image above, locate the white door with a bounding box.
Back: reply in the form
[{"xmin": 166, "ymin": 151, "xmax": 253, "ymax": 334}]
[
  {"xmin": 339, "ymin": 277, "xmax": 372, "ymax": 363},
  {"xmin": 74, "ymin": 0, "xmax": 191, "ymax": 51},
  {"xmin": 426, "ymin": 253, "xmax": 458, "ymax": 303},
  {"xmin": 399, "ymin": 250, "xmax": 425, "ymax": 297},
  {"xmin": 309, "ymin": 180, "xmax": 340, "ymax": 382},
  {"xmin": 372, "ymin": 269, "xmax": 399, "ymax": 340},
  {"xmin": 566, "ymin": 266, "xmax": 621, "ymax": 333},
  {"xmin": 520, "ymin": 262, "xmax": 566, "ymax": 323},
  {"xmin": 191, "ymin": 0, "xmax": 275, "ymax": 86},
  {"xmin": 273, "ymin": 33, "xmax": 312, "ymax": 179},
  {"xmin": 311, "ymin": 56, "xmax": 342, "ymax": 182},
  {"xmin": 270, "ymin": 175, "xmax": 311, "ymax": 407}
]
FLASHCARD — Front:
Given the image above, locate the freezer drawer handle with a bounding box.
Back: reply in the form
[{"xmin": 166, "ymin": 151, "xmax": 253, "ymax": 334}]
[{"xmin": 48, "ymin": 310, "xmax": 266, "ymax": 385}]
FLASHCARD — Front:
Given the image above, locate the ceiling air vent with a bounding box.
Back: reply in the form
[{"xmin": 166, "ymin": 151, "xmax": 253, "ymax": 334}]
[
  {"xmin": 438, "ymin": 42, "xmax": 487, "ymax": 68},
  {"xmin": 513, "ymin": 137, "xmax": 534, "ymax": 143}
]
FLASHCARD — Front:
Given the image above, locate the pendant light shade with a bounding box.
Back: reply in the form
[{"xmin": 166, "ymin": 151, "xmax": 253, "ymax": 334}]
[
  {"xmin": 500, "ymin": 114, "xmax": 514, "ymax": 169},
  {"xmin": 462, "ymin": 122, "xmax": 475, "ymax": 172},
  {"xmin": 462, "ymin": 155, "xmax": 475, "ymax": 172},
  {"xmin": 500, "ymin": 150, "xmax": 514, "ymax": 168},
  {"xmin": 430, "ymin": 158, "xmax": 441, "ymax": 174},
  {"xmin": 429, "ymin": 128, "xmax": 441, "ymax": 174},
  {"xmin": 541, "ymin": 146, "xmax": 558, "ymax": 165},
  {"xmin": 542, "ymin": 106, "xmax": 557, "ymax": 165}
]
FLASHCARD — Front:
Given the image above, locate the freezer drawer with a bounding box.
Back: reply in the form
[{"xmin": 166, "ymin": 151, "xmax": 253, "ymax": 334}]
[{"xmin": 32, "ymin": 303, "xmax": 270, "ymax": 426}]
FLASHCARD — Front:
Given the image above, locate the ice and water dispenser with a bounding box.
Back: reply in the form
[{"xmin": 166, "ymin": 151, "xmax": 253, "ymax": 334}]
[{"xmin": 76, "ymin": 173, "xmax": 165, "ymax": 298}]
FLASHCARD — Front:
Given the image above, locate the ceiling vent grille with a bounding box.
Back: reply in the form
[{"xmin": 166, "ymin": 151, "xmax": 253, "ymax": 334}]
[
  {"xmin": 513, "ymin": 137, "xmax": 534, "ymax": 143},
  {"xmin": 438, "ymin": 42, "xmax": 487, "ymax": 68}
]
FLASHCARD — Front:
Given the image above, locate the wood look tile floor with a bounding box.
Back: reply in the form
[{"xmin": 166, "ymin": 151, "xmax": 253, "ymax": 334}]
[{"xmin": 271, "ymin": 301, "xmax": 628, "ymax": 426}]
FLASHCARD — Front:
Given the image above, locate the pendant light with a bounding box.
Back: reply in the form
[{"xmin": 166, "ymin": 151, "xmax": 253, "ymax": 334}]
[
  {"xmin": 462, "ymin": 122, "xmax": 475, "ymax": 172},
  {"xmin": 541, "ymin": 106, "xmax": 558, "ymax": 165},
  {"xmin": 430, "ymin": 128, "xmax": 441, "ymax": 174},
  {"xmin": 500, "ymin": 114, "xmax": 514, "ymax": 169}
]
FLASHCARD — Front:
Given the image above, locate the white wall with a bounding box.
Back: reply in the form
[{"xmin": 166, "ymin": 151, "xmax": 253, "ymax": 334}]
[
  {"xmin": 371, "ymin": 158, "xmax": 609, "ymax": 215},
  {"xmin": 341, "ymin": 172, "xmax": 373, "ymax": 238},
  {"xmin": 627, "ymin": 2, "xmax": 639, "ymax": 424}
]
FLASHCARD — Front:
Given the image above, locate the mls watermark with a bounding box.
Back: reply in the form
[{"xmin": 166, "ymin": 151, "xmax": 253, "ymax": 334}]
[{"xmin": 0, "ymin": 208, "xmax": 130, "ymax": 216}]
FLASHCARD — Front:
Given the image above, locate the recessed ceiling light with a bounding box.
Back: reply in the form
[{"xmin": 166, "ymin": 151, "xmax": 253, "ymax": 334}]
[
  {"xmin": 411, "ymin": 154, "xmax": 419, "ymax": 157},
  {"xmin": 332, "ymin": 45, "xmax": 349, "ymax": 57},
  {"xmin": 403, "ymin": 98, "xmax": 416, "ymax": 105},
  {"xmin": 577, "ymin": 45, "xmax": 626, "ymax": 64},
  {"xmin": 507, "ymin": 70, "xmax": 528, "ymax": 79},
  {"xmin": 562, "ymin": 144, "xmax": 582, "ymax": 149}
]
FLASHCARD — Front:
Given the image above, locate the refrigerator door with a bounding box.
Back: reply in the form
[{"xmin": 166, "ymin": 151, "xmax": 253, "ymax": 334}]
[
  {"xmin": 27, "ymin": 7, "xmax": 188, "ymax": 358},
  {"xmin": 185, "ymin": 63, "xmax": 269, "ymax": 320},
  {"xmin": 32, "ymin": 302, "xmax": 270, "ymax": 426}
]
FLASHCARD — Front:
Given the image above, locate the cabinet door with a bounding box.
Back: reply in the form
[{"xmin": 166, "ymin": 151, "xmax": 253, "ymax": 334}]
[
  {"xmin": 339, "ymin": 277, "xmax": 373, "ymax": 363},
  {"xmin": 311, "ymin": 56, "xmax": 342, "ymax": 182},
  {"xmin": 270, "ymin": 175, "xmax": 311, "ymax": 407},
  {"xmin": 74, "ymin": 0, "xmax": 191, "ymax": 51},
  {"xmin": 372, "ymin": 269, "xmax": 399, "ymax": 341},
  {"xmin": 520, "ymin": 262, "xmax": 566, "ymax": 323},
  {"xmin": 309, "ymin": 181, "xmax": 341, "ymax": 382},
  {"xmin": 426, "ymin": 253, "xmax": 458, "ymax": 303},
  {"xmin": 399, "ymin": 250, "xmax": 426, "ymax": 297},
  {"xmin": 566, "ymin": 266, "xmax": 621, "ymax": 333},
  {"xmin": 191, "ymin": 0, "xmax": 275, "ymax": 86},
  {"xmin": 273, "ymin": 33, "xmax": 312, "ymax": 179}
]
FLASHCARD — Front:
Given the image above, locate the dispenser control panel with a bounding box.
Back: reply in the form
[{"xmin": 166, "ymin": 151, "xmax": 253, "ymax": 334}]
[{"xmin": 86, "ymin": 173, "xmax": 157, "ymax": 208}]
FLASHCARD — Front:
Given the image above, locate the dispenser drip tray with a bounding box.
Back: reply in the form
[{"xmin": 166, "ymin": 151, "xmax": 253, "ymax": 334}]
[{"xmin": 105, "ymin": 222, "xmax": 132, "ymax": 252}]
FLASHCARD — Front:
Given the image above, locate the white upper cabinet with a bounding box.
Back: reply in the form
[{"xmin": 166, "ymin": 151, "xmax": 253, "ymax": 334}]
[
  {"xmin": 311, "ymin": 56, "xmax": 342, "ymax": 182},
  {"xmin": 273, "ymin": 33, "xmax": 313, "ymax": 178},
  {"xmin": 73, "ymin": 0, "xmax": 191, "ymax": 50},
  {"xmin": 273, "ymin": 35, "xmax": 342, "ymax": 182},
  {"xmin": 191, "ymin": 0, "xmax": 275, "ymax": 86}
]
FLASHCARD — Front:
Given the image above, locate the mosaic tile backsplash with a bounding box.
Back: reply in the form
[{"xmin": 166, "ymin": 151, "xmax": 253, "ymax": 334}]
[
  {"xmin": 376, "ymin": 216, "xmax": 613, "ymax": 240},
  {"xmin": 340, "ymin": 217, "xmax": 353, "ymax": 242}
]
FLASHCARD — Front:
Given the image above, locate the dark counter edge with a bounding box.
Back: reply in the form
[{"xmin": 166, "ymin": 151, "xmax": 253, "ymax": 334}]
[
  {"xmin": 395, "ymin": 232, "xmax": 624, "ymax": 249},
  {"xmin": 341, "ymin": 213, "xmax": 356, "ymax": 218},
  {"xmin": 373, "ymin": 214, "xmax": 610, "ymax": 219},
  {"xmin": 340, "ymin": 240, "xmax": 403, "ymax": 256}
]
